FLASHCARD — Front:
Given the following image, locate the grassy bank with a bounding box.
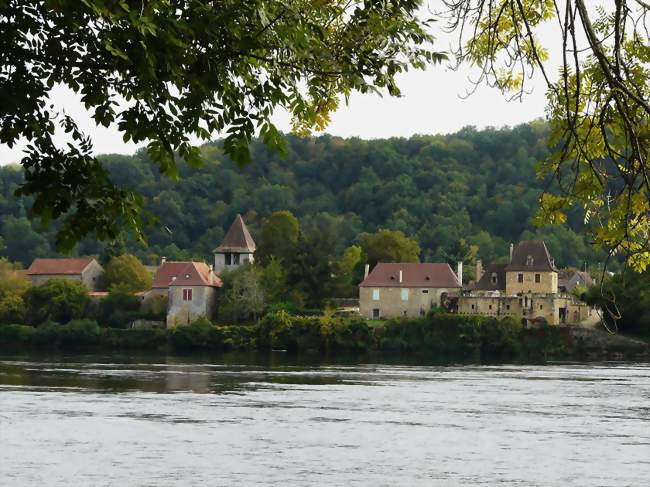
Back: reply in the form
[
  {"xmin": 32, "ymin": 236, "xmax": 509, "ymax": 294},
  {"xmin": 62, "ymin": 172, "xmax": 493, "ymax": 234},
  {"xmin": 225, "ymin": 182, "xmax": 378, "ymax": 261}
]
[{"xmin": 0, "ymin": 313, "xmax": 647, "ymax": 362}]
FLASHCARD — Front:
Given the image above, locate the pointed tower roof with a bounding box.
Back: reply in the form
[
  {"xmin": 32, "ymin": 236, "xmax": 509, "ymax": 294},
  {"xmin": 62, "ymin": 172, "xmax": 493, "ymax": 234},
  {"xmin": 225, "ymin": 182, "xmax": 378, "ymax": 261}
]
[{"xmin": 214, "ymin": 214, "xmax": 256, "ymax": 253}]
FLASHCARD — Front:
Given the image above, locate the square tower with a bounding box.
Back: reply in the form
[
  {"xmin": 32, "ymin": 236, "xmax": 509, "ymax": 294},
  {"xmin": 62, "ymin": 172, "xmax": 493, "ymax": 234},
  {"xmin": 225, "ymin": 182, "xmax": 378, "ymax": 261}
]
[{"xmin": 213, "ymin": 214, "xmax": 256, "ymax": 273}]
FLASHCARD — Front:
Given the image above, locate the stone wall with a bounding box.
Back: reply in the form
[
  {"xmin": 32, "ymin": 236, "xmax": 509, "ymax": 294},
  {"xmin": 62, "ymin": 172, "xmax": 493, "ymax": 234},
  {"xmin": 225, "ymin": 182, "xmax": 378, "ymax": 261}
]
[
  {"xmin": 166, "ymin": 286, "xmax": 217, "ymax": 327},
  {"xmin": 359, "ymin": 286, "xmax": 458, "ymax": 319},
  {"xmin": 458, "ymin": 292, "xmax": 596, "ymax": 326},
  {"xmin": 505, "ymin": 271, "xmax": 557, "ymax": 295}
]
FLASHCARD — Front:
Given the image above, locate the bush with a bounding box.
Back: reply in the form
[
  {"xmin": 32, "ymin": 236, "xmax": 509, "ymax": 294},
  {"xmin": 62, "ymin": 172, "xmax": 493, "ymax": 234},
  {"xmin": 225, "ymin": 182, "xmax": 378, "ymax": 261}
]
[
  {"xmin": 57, "ymin": 320, "xmax": 102, "ymax": 348},
  {"xmin": 0, "ymin": 324, "xmax": 35, "ymax": 345},
  {"xmin": 479, "ymin": 317, "xmax": 522, "ymax": 361},
  {"xmin": 25, "ymin": 278, "xmax": 90, "ymax": 325},
  {"xmin": 170, "ymin": 318, "xmax": 225, "ymax": 350},
  {"xmin": 324, "ymin": 316, "xmax": 371, "ymax": 351},
  {"xmin": 258, "ymin": 311, "xmax": 325, "ymax": 352},
  {"xmin": 99, "ymin": 284, "xmax": 142, "ymax": 328}
]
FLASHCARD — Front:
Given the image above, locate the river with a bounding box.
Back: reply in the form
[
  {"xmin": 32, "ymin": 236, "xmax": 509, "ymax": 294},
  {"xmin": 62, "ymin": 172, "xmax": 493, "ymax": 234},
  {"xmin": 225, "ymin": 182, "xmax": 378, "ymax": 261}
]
[{"xmin": 0, "ymin": 353, "xmax": 648, "ymax": 486}]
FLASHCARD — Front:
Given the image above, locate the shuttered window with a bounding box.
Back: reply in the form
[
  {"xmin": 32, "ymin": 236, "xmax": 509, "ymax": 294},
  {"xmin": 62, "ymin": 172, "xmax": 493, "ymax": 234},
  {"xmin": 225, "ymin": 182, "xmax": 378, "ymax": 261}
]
[{"xmin": 183, "ymin": 289, "xmax": 193, "ymax": 301}]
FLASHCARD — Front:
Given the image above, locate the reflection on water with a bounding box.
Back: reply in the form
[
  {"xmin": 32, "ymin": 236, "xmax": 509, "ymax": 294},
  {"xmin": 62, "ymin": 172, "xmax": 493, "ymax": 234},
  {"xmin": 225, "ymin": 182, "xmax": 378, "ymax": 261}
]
[{"xmin": 1, "ymin": 352, "xmax": 649, "ymax": 486}]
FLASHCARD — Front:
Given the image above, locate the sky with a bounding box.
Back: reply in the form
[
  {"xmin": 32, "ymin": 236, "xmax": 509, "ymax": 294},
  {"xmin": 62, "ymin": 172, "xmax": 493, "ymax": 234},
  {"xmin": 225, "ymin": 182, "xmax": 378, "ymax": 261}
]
[{"xmin": 0, "ymin": 7, "xmax": 556, "ymax": 165}]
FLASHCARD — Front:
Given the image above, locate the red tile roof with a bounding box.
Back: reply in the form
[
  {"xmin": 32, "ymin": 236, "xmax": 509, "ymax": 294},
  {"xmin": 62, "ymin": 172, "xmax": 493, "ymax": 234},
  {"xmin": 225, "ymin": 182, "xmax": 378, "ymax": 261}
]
[
  {"xmin": 360, "ymin": 263, "xmax": 461, "ymax": 288},
  {"xmin": 152, "ymin": 261, "xmax": 221, "ymax": 288},
  {"xmin": 214, "ymin": 214, "xmax": 256, "ymax": 253},
  {"xmin": 27, "ymin": 257, "xmax": 97, "ymax": 276}
]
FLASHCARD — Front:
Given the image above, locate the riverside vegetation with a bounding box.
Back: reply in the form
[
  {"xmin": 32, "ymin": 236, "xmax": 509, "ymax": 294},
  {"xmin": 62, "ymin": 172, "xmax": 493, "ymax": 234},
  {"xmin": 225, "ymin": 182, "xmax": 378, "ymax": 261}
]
[{"xmin": 1, "ymin": 311, "xmax": 646, "ymax": 363}]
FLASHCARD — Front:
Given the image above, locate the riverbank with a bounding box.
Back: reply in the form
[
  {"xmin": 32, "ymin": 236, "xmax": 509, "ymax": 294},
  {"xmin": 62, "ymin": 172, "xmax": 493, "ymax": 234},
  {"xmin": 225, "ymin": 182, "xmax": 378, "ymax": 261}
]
[{"xmin": 1, "ymin": 312, "xmax": 648, "ymax": 363}]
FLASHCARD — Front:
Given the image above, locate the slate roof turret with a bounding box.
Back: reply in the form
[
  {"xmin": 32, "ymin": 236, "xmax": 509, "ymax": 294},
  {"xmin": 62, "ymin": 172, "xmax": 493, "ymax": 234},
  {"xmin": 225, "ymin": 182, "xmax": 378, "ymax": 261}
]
[{"xmin": 214, "ymin": 214, "xmax": 256, "ymax": 253}]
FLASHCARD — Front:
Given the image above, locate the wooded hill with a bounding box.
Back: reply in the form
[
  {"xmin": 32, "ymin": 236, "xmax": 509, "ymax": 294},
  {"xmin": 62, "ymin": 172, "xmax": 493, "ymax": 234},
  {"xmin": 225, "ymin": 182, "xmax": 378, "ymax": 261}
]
[{"xmin": 0, "ymin": 121, "xmax": 610, "ymax": 269}]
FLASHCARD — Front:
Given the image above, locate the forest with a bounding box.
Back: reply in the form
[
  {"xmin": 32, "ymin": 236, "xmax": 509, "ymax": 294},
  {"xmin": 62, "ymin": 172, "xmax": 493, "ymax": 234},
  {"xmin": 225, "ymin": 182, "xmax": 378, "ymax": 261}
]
[{"xmin": 0, "ymin": 121, "xmax": 611, "ymax": 272}]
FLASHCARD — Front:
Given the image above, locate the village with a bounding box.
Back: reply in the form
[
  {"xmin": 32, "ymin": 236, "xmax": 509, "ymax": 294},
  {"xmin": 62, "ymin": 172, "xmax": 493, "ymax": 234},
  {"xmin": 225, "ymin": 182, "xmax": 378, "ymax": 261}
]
[{"xmin": 22, "ymin": 214, "xmax": 599, "ymax": 330}]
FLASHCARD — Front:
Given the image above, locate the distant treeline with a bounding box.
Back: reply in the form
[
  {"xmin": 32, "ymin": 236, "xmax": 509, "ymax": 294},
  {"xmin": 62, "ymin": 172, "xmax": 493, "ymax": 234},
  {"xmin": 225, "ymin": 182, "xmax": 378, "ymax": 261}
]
[{"xmin": 0, "ymin": 122, "xmax": 612, "ymax": 269}]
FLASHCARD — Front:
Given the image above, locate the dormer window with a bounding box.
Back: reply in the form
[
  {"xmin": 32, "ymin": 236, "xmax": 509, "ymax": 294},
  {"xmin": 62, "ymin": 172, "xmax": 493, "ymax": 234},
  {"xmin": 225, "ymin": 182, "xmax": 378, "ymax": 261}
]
[
  {"xmin": 491, "ymin": 273, "xmax": 497, "ymax": 284},
  {"xmin": 526, "ymin": 255, "xmax": 534, "ymax": 266}
]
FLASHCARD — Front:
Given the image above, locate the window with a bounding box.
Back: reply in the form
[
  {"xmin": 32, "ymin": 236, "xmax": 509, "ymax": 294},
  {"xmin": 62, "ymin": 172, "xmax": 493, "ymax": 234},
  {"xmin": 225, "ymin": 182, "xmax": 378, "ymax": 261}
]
[
  {"xmin": 539, "ymin": 305, "xmax": 543, "ymax": 310},
  {"xmin": 471, "ymin": 304, "xmax": 475, "ymax": 310},
  {"xmin": 489, "ymin": 304, "xmax": 492, "ymax": 310},
  {"xmin": 518, "ymin": 273, "xmax": 524, "ymax": 283},
  {"xmin": 233, "ymin": 253, "xmax": 240, "ymax": 265},
  {"xmin": 372, "ymin": 308, "xmax": 380, "ymax": 319},
  {"xmin": 182, "ymin": 289, "xmax": 193, "ymax": 301},
  {"xmin": 401, "ymin": 288, "xmax": 409, "ymax": 301},
  {"xmin": 491, "ymin": 273, "xmax": 497, "ymax": 284},
  {"xmin": 225, "ymin": 253, "xmax": 232, "ymax": 265},
  {"xmin": 421, "ymin": 289, "xmax": 429, "ymax": 294},
  {"xmin": 535, "ymin": 274, "xmax": 541, "ymax": 283},
  {"xmin": 506, "ymin": 304, "xmax": 510, "ymax": 310},
  {"xmin": 372, "ymin": 289, "xmax": 380, "ymax": 301}
]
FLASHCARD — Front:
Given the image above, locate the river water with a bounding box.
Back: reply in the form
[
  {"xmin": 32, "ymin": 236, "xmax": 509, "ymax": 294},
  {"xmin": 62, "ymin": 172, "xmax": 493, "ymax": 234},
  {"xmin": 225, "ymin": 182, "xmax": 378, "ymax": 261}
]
[{"xmin": 0, "ymin": 353, "xmax": 649, "ymax": 486}]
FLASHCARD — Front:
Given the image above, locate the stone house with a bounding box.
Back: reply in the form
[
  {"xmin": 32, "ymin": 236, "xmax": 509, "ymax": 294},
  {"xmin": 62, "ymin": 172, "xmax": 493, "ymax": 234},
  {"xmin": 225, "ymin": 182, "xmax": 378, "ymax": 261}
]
[
  {"xmin": 458, "ymin": 241, "xmax": 597, "ymax": 325},
  {"xmin": 165, "ymin": 262, "xmax": 222, "ymax": 327},
  {"xmin": 503, "ymin": 240, "xmax": 558, "ymax": 294},
  {"xmin": 213, "ymin": 214, "xmax": 256, "ymax": 273},
  {"xmin": 558, "ymin": 270, "xmax": 594, "ymax": 293},
  {"xmin": 26, "ymin": 257, "xmax": 103, "ymax": 291},
  {"xmin": 359, "ymin": 262, "xmax": 462, "ymax": 319}
]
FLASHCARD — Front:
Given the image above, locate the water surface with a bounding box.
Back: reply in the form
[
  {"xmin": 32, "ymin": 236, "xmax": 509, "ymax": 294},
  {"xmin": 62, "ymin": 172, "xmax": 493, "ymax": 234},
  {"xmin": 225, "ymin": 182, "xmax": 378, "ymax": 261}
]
[{"xmin": 1, "ymin": 353, "xmax": 649, "ymax": 486}]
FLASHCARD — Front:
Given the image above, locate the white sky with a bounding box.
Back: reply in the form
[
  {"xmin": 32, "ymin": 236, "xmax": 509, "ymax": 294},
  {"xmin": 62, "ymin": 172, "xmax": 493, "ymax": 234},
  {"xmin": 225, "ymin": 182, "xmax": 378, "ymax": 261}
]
[{"xmin": 0, "ymin": 5, "xmax": 562, "ymax": 166}]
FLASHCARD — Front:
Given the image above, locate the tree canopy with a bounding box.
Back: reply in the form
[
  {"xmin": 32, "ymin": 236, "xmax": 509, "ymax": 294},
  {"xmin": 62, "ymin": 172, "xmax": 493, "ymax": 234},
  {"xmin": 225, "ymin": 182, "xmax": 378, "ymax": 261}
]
[
  {"xmin": 102, "ymin": 253, "xmax": 152, "ymax": 292},
  {"xmin": 1, "ymin": 0, "xmax": 441, "ymax": 249},
  {"xmin": 0, "ymin": 124, "xmax": 613, "ymax": 274},
  {"xmin": 359, "ymin": 229, "xmax": 421, "ymax": 269},
  {"xmin": 443, "ymin": 0, "xmax": 650, "ymax": 270}
]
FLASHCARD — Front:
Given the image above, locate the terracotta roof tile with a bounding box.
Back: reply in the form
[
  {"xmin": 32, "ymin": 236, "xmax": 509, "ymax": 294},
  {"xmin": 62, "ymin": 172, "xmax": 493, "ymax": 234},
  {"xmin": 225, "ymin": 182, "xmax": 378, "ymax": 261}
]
[
  {"xmin": 360, "ymin": 263, "xmax": 461, "ymax": 288},
  {"xmin": 214, "ymin": 214, "xmax": 256, "ymax": 253},
  {"xmin": 27, "ymin": 257, "xmax": 97, "ymax": 275},
  {"xmin": 153, "ymin": 261, "xmax": 222, "ymax": 288}
]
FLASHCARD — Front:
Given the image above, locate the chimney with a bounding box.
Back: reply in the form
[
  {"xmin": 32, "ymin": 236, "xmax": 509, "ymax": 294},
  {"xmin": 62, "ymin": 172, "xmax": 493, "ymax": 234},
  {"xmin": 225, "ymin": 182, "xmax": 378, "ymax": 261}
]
[
  {"xmin": 364, "ymin": 264, "xmax": 370, "ymax": 280},
  {"xmin": 476, "ymin": 259, "xmax": 483, "ymax": 282},
  {"xmin": 509, "ymin": 243, "xmax": 514, "ymax": 262},
  {"xmin": 399, "ymin": 269, "xmax": 403, "ymax": 283},
  {"xmin": 456, "ymin": 262, "xmax": 463, "ymax": 285},
  {"xmin": 161, "ymin": 256, "xmax": 166, "ymax": 265}
]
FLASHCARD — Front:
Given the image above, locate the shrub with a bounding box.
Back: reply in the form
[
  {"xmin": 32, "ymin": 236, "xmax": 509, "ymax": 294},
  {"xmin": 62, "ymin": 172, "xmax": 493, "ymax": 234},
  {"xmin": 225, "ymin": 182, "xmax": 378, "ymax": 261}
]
[
  {"xmin": 170, "ymin": 317, "xmax": 225, "ymax": 350},
  {"xmin": 57, "ymin": 320, "xmax": 101, "ymax": 348},
  {"xmin": 259, "ymin": 311, "xmax": 325, "ymax": 352},
  {"xmin": 0, "ymin": 324, "xmax": 35, "ymax": 345},
  {"xmin": 99, "ymin": 283, "xmax": 142, "ymax": 327},
  {"xmin": 324, "ymin": 316, "xmax": 371, "ymax": 351},
  {"xmin": 479, "ymin": 317, "xmax": 522, "ymax": 361},
  {"xmin": 25, "ymin": 278, "xmax": 90, "ymax": 324}
]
